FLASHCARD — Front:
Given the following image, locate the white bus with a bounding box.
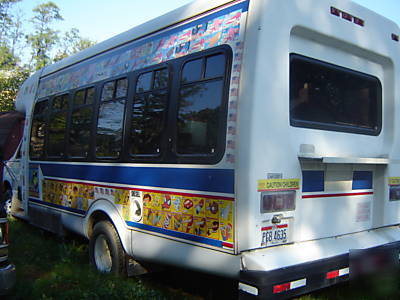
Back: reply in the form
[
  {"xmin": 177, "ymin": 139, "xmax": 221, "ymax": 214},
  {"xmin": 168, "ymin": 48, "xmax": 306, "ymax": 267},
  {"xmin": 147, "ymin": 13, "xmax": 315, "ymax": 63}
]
[{"xmin": 6, "ymin": 0, "xmax": 400, "ymax": 298}]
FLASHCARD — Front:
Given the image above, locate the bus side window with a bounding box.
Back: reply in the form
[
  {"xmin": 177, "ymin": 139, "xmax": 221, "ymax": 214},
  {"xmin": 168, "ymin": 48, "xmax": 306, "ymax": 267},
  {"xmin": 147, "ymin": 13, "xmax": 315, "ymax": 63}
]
[
  {"xmin": 30, "ymin": 99, "xmax": 48, "ymax": 159},
  {"xmin": 69, "ymin": 87, "xmax": 95, "ymax": 158},
  {"xmin": 96, "ymin": 78, "xmax": 127, "ymax": 159},
  {"xmin": 130, "ymin": 68, "xmax": 168, "ymax": 156},
  {"xmin": 177, "ymin": 53, "xmax": 226, "ymax": 156},
  {"xmin": 289, "ymin": 54, "xmax": 382, "ymax": 135},
  {"xmin": 47, "ymin": 94, "xmax": 69, "ymax": 158}
]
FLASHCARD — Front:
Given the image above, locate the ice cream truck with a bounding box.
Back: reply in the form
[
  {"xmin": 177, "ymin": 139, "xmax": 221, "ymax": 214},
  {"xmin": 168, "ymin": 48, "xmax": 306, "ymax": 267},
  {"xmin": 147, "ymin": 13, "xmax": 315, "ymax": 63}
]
[{"xmin": 8, "ymin": 0, "xmax": 400, "ymax": 298}]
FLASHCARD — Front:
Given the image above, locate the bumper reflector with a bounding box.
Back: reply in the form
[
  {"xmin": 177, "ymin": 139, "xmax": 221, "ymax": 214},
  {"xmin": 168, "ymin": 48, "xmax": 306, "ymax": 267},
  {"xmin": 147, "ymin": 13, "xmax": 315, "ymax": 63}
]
[
  {"xmin": 239, "ymin": 282, "xmax": 258, "ymax": 296},
  {"xmin": 273, "ymin": 278, "xmax": 306, "ymax": 294},
  {"xmin": 326, "ymin": 267, "xmax": 350, "ymax": 279}
]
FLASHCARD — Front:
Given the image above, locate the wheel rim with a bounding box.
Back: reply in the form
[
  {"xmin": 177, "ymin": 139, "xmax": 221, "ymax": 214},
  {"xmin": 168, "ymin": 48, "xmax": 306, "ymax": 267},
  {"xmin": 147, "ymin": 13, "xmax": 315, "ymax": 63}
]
[{"xmin": 94, "ymin": 234, "xmax": 112, "ymax": 272}]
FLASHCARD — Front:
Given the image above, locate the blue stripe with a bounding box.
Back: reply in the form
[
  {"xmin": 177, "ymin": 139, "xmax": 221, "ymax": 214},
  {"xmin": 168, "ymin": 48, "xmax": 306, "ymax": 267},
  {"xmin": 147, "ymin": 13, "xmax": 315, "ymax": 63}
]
[
  {"xmin": 126, "ymin": 221, "xmax": 222, "ymax": 248},
  {"xmin": 38, "ymin": 163, "xmax": 234, "ymax": 194},
  {"xmin": 352, "ymin": 171, "xmax": 373, "ymax": 190},
  {"xmin": 29, "ymin": 198, "xmax": 86, "ymax": 216},
  {"xmin": 302, "ymin": 171, "xmax": 324, "ymax": 192}
]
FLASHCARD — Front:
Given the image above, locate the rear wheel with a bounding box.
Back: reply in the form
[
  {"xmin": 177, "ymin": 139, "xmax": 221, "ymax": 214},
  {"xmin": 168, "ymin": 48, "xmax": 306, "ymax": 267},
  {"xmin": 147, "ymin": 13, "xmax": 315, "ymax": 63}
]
[{"xmin": 89, "ymin": 220, "xmax": 126, "ymax": 275}]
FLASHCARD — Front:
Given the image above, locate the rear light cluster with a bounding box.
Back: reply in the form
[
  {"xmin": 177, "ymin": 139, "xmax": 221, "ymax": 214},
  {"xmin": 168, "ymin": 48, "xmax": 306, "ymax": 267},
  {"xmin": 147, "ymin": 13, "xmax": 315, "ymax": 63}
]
[
  {"xmin": 273, "ymin": 278, "xmax": 307, "ymax": 294},
  {"xmin": 271, "ymin": 267, "xmax": 350, "ymax": 295},
  {"xmin": 260, "ymin": 190, "xmax": 295, "ymax": 213},
  {"xmin": 330, "ymin": 6, "xmax": 365, "ymax": 27},
  {"xmin": 326, "ymin": 267, "xmax": 350, "ymax": 279}
]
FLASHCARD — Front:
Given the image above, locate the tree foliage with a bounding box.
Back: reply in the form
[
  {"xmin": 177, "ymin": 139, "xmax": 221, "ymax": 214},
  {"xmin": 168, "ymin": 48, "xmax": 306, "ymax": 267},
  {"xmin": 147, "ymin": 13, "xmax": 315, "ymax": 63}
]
[
  {"xmin": 54, "ymin": 28, "xmax": 96, "ymax": 62},
  {"xmin": 26, "ymin": 1, "xmax": 63, "ymax": 70},
  {"xmin": 0, "ymin": 67, "xmax": 29, "ymax": 111},
  {"xmin": 0, "ymin": 0, "xmax": 96, "ymax": 111}
]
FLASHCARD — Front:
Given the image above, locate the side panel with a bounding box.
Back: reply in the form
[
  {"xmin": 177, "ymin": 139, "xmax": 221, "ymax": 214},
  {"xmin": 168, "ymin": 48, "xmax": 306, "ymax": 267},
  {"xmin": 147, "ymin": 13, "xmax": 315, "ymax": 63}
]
[{"xmin": 24, "ymin": 0, "xmax": 250, "ymax": 276}]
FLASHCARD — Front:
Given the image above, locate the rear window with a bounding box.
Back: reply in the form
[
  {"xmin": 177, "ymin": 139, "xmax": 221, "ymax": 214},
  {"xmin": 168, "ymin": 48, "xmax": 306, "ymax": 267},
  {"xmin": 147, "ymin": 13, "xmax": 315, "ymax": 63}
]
[{"xmin": 290, "ymin": 54, "xmax": 382, "ymax": 135}]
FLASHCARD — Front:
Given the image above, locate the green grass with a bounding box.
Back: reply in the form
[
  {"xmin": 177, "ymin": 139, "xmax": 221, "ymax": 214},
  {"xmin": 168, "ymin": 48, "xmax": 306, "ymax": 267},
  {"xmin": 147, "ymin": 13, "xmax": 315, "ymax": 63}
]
[
  {"xmin": 5, "ymin": 217, "xmax": 400, "ymax": 299},
  {"xmin": 6, "ymin": 218, "xmax": 197, "ymax": 300}
]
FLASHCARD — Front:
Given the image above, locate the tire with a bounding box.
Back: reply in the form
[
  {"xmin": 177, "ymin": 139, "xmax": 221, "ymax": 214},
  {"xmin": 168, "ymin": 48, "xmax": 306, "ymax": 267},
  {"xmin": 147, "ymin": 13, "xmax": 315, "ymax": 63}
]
[{"xmin": 89, "ymin": 220, "xmax": 126, "ymax": 275}]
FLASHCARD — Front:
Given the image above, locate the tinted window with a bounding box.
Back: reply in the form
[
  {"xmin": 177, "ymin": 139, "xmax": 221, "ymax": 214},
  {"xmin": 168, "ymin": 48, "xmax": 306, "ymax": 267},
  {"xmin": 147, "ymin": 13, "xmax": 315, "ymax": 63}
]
[
  {"xmin": 70, "ymin": 107, "xmax": 92, "ymax": 157},
  {"xmin": 205, "ymin": 54, "xmax": 225, "ymax": 78},
  {"xmin": 101, "ymin": 81, "xmax": 115, "ymax": 102},
  {"xmin": 116, "ymin": 78, "xmax": 128, "ymax": 98},
  {"xmin": 154, "ymin": 69, "xmax": 168, "ymax": 89},
  {"xmin": 52, "ymin": 94, "xmax": 69, "ymax": 110},
  {"xmin": 30, "ymin": 100, "xmax": 48, "ymax": 159},
  {"xmin": 73, "ymin": 90, "xmax": 85, "ymax": 106},
  {"xmin": 131, "ymin": 68, "xmax": 168, "ymax": 156},
  {"xmin": 86, "ymin": 87, "xmax": 95, "ymax": 104},
  {"xmin": 182, "ymin": 58, "xmax": 202, "ymax": 82},
  {"xmin": 33, "ymin": 100, "xmax": 48, "ymax": 115},
  {"xmin": 178, "ymin": 81, "xmax": 223, "ymax": 154},
  {"xmin": 96, "ymin": 78, "xmax": 127, "ymax": 158},
  {"xmin": 96, "ymin": 100, "xmax": 125, "ymax": 158},
  {"xmin": 136, "ymin": 72, "xmax": 152, "ymax": 92},
  {"xmin": 69, "ymin": 87, "xmax": 95, "ymax": 158},
  {"xmin": 177, "ymin": 53, "xmax": 227, "ymax": 156},
  {"xmin": 48, "ymin": 112, "xmax": 67, "ymax": 157},
  {"xmin": 290, "ymin": 54, "xmax": 382, "ymax": 135},
  {"xmin": 131, "ymin": 92, "xmax": 167, "ymax": 155}
]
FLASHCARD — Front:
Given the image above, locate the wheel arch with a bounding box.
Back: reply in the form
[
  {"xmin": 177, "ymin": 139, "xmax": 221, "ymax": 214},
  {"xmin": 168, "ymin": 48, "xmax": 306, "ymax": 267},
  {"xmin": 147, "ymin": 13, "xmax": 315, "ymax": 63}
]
[{"xmin": 84, "ymin": 199, "xmax": 131, "ymax": 256}]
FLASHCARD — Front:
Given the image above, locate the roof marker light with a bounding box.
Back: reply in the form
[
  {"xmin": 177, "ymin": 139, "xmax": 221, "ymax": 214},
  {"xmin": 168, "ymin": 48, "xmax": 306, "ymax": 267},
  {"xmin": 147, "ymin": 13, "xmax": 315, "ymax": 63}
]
[
  {"xmin": 330, "ymin": 7, "xmax": 340, "ymax": 16},
  {"xmin": 330, "ymin": 7, "xmax": 365, "ymax": 27},
  {"xmin": 354, "ymin": 17, "xmax": 365, "ymax": 27},
  {"xmin": 341, "ymin": 12, "xmax": 353, "ymax": 22}
]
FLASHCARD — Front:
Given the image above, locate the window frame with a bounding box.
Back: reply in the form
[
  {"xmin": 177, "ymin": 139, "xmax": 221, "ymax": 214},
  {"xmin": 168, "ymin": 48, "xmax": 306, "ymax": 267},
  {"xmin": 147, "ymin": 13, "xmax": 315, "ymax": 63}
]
[
  {"xmin": 68, "ymin": 85, "xmax": 96, "ymax": 160},
  {"xmin": 29, "ymin": 98, "xmax": 49, "ymax": 160},
  {"xmin": 173, "ymin": 45, "xmax": 232, "ymax": 164},
  {"xmin": 126, "ymin": 63, "xmax": 171, "ymax": 162},
  {"xmin": 46, "ymin": 93, "xmax": 70, "ymax": 159},
  {"xmin": 289, "ymin": 53, "xmax": 382, "ymax": 136},
  {"xmin": 95, "ymin": 76, "xmax": 129, "ymax": 161}
]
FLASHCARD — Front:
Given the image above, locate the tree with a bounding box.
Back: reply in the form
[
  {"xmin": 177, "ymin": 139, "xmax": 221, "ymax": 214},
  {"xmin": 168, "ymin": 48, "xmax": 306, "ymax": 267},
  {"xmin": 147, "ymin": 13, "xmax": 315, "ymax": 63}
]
[
  {"xmin": 54, "ymin": 28, "xmax": 95, "ymax": 62},
  {"xmin": 0, "ymin": 0, "xmax": 22, "ymax": 69},
  {"xmin": 26, "ymin": 1, "xmax": 63, "ymax": 71},
  {"xmin": 0, "ymin": 0, "xmax": 21, "ymax": 43},
  {"xmin": 0, "ymin": 67, "xmax": 29, "ymax": 111}
]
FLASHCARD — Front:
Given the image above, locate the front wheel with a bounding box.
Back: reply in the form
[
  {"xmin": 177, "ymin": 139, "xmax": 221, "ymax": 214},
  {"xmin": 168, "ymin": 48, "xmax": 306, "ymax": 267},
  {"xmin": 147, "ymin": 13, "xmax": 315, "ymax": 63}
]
[{"xmin": 89, "ymin": 220, "xmax": 126, "ymax": 275}]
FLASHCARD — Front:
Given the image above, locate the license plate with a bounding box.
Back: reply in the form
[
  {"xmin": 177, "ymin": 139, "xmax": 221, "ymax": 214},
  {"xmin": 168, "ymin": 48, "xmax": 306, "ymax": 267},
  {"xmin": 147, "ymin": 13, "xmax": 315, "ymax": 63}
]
[{"xmin": 261, "ymin": 224, "xmax": 289, "ymax": 246}]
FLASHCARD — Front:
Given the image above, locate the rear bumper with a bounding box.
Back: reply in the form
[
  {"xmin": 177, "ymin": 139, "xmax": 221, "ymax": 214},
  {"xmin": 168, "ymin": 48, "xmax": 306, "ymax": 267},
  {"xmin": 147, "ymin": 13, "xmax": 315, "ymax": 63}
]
[
  {"xmin": 0, "ymin": 263, "xmax": 16, "ymax": 295},
  {"xmin": 239, "ymin": 241, "xmax": 400, "ymax": 299}
]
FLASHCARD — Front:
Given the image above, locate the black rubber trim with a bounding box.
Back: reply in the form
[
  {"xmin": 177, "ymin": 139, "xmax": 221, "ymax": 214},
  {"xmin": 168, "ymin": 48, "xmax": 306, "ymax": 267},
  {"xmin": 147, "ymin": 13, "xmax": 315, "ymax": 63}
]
[{"xmin": 239, "ymin": 241, "xmax": 400, "ymax": 299}]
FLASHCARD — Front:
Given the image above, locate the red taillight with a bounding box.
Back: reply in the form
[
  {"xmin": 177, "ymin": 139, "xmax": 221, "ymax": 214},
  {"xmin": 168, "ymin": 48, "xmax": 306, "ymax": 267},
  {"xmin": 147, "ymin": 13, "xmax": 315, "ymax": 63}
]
[
  {"xmin": 326, "ymin": 267, "xmax": 350, "ymax": 279},
  {"xmin": 326, "ymin": 270, "xmax": 339, "ymax": 279},
  {"xmin": 273, "ymin": 283, "xmax": 290, "ymax": 294},
  {"xmin": 261, "ymin": 191, "xmax": 295, "ymax": 213},
  {"xmin": 273, "ymin": 278, "xmax": 307, "ymax": 294}
]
